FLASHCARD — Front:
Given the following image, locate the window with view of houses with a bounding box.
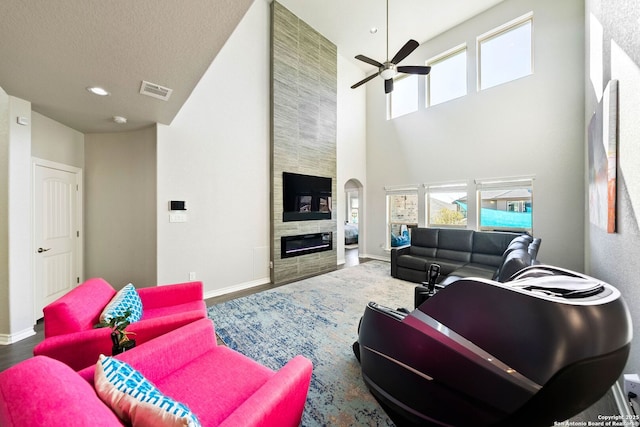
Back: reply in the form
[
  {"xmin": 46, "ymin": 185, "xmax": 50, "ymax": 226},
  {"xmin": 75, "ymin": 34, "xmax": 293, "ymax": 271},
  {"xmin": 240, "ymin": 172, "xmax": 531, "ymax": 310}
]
[
  {"xmin": 476, "ymin": 177, "xmax": 534, "ymax": 233},
  {"xmin": 385, "ymin": 177, "xmax": 533, "ymax": 243},
  {"xmin": 425, "ymin": 183, "xmax": 468, "ymax": 227}
]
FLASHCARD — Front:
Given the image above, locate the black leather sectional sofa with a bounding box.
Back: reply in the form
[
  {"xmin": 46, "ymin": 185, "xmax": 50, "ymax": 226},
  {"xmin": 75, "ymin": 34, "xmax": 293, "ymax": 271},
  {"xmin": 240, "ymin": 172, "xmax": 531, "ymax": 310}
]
[{"xmin": 391, "ymin": 227, "xmax": 540, "ymax": 284}]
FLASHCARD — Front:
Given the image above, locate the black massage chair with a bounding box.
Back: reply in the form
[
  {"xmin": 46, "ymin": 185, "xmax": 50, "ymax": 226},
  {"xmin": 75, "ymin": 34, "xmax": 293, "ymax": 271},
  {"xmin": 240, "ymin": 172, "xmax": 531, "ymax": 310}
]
[{"xmin": 353, "ymin": 265, "xmax": 632, "ymax": 427}]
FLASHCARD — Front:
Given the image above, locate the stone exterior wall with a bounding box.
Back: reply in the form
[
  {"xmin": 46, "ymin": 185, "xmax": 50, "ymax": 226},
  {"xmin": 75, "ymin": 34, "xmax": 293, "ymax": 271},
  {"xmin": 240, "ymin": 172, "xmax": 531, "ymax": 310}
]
[{"xmin": 271, "ymin": 2, "xmax": 337, "ymax": 284}]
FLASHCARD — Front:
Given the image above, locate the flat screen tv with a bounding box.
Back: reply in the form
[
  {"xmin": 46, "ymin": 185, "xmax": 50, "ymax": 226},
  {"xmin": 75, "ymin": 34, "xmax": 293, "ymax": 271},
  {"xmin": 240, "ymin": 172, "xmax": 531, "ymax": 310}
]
[{"xmin": 283, "ymin": 172, "xmax": 332, "ymax": 222}]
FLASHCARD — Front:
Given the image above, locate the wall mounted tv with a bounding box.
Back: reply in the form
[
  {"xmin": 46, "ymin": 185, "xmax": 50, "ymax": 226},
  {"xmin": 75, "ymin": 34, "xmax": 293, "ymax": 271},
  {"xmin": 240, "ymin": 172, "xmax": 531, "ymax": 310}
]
[{"xmin": 283, "ymin": 172, "xmax": 332, "ymax": 222}]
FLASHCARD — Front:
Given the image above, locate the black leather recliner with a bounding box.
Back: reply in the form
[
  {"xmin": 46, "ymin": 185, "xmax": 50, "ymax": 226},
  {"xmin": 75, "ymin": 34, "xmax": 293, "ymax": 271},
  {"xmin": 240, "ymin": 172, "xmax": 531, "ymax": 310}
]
[{"xmin": 353, "ymin": 265, "xmax": 632, "ymax": 427}]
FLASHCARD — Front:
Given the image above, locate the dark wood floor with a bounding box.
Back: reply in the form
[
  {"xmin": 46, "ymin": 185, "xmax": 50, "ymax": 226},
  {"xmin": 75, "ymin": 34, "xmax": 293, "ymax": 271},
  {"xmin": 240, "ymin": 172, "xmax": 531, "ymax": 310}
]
[
  {"xmin": 0, "ymin": 320, "xmax": 44, "ymax": 372},
  {"xmin": 0, "ymin": 246, "xmax": 622, "ymax": 424}
]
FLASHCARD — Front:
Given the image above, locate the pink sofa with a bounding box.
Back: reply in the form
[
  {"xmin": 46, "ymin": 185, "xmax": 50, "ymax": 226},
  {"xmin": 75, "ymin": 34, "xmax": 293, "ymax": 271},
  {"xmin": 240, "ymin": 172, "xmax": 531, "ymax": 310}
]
[
  {"xmin": 0, "ymin": 318, "xmax": 313, "ymax": 426},
  {"xmin": 34, "ymin": 277, "xmax": 207, "ymax": 370}
]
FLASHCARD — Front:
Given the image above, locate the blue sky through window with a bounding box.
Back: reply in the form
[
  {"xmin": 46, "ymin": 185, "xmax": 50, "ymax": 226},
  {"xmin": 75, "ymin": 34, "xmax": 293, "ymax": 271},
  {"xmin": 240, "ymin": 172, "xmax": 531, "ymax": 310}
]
[
  {"xmin": 480, "ymin": 20, "xmax": 532, "ymax": 90},
  {"xmin": 429, "ymin": 49, "xmax": 467, "ymax": 106}
]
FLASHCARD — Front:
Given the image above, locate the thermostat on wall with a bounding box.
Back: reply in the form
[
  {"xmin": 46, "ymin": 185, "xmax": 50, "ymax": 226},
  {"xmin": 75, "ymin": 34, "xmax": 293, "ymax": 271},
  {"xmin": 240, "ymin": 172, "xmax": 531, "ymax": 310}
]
[{"xmin": 169, "ymin": 200, "xmax": 186, "ymax": 211}]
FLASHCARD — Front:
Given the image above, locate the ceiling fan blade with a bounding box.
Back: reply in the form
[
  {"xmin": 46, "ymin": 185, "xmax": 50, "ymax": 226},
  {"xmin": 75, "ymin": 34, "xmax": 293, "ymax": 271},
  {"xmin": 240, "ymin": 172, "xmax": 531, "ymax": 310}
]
[
  {"xmin": 385, "ymin": 78, "xmax": 394, "ymax": 94},
  {"xmin": 355, "ymin": 55, "xmax": 383, "ymax": 68},
  {"xmin": 351, "ymin": 73, "xmax": 378, "ymax": 89},
  {"xmin": 390, "ymin": 39, "xmax": 419, "ymax": 64},
  {"xmin": 397, "ymin": 65, "xmax": 431, "ymax": 75}
]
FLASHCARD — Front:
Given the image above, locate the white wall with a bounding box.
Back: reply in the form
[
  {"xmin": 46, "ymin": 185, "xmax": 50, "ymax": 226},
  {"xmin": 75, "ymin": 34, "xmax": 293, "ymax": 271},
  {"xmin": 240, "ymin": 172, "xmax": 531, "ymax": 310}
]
[
  {"xmin": 31, "ymin": 112, "xmax": 84, "ymax": 168},
  {"xmin": 585, "ymin": 0, "xmax": 640, "ymax": 376},
  {"xmin": 156, "ymin": 0, "xmax": 271, "ymax": 296},
  {"xmin": 157, "ymin": 0, "xmax": 368, "ymax": 294},
  {"xmin": 0, "ymin": 89, "xmax": 8, "ymax": 337},
  {"xmin": 0, "ymin": 89, "xmax": 34, "ymax": 343},
  {"xmin": 364, "ymin": 0, "xmax": 586, "ymax": 271},
  {"xmin": 336, "ymin": 54, "xmax": 367, "ymax": 263},
  {"xmin": 0, "ymin": 90, "xmax": 85, "ymax": 342}
]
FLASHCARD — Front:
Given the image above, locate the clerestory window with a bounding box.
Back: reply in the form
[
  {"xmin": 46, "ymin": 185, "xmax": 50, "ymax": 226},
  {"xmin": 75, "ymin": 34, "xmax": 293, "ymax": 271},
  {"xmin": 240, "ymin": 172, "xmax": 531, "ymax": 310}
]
[
  {"xmin": 426, "ymin": 45, "xmax": 467, "ymax": 107},
  {"xmin": 478, "ymin": 12, "xmax": 534, "ymax": 91},
  {"xmin": 388, "ymin": 74, "xmax": 419, "ymax": 119}
]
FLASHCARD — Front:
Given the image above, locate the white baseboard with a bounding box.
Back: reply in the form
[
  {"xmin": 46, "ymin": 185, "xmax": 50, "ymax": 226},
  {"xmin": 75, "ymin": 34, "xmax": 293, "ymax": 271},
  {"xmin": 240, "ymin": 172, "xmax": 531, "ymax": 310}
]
[
  {"xmin": 612, "ymin": 381, "xmax": 636, "ymax": 419},
  {"xmin": 203, "ymin": 277, "xmax": 271, "ymax": 300},
  {"xmin": 360, "ymin": 253, "xmax": 390, "ymax": 263},
  {"xmin": 0, "ymin": 327, "xmax": 36, "ymax": 345},
  {"xmin": 203, "ymin": 257, "xmax": 391, "ymax": 301}
]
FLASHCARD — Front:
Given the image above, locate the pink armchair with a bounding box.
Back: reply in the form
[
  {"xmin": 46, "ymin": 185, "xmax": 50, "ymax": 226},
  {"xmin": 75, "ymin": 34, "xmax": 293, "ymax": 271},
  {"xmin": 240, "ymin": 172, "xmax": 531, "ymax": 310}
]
[
  {"xmin": 0, "ymin": 319, "xmax": 313, "ymax": 427},
  {"xmin": 34, "ymin": 277, "xmax": 207, "ymax": 370}
]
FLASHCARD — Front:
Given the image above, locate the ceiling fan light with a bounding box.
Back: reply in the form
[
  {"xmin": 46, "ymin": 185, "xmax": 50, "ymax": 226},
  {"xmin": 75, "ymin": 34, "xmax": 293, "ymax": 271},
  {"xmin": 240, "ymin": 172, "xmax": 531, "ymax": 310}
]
[{"xmin": 380, "ymin": 68, "xmax": 396, "ymax": 80}]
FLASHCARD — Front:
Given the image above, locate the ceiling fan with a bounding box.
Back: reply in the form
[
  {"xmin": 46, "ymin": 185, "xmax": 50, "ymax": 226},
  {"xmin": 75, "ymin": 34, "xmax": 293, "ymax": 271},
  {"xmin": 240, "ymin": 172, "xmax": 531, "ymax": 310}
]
[{"xmin": 351, "ymin": 0, "xmax": 431, "ymax": 94}]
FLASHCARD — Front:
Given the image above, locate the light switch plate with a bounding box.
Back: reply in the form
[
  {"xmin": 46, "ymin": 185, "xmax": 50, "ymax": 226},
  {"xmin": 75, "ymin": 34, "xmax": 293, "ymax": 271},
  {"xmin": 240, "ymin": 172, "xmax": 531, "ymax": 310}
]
[{"xmin": 169, "ymin": 213, "xmax": 187, "ymax": 223}]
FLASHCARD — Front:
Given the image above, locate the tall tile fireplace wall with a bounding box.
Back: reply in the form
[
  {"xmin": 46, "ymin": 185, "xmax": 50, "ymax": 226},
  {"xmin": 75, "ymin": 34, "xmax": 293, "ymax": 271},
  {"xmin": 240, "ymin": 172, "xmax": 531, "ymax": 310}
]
[{"xmin": 270, "ymin": 2, "xmax": 337, "ymax": 285}]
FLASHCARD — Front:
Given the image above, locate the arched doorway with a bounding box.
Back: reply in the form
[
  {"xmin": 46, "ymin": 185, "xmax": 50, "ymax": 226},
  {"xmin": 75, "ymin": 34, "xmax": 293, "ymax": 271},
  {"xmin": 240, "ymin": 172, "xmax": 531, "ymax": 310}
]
[{"xmin": 344, "ymin": 178, "xmax": 363, "ymax": 267}]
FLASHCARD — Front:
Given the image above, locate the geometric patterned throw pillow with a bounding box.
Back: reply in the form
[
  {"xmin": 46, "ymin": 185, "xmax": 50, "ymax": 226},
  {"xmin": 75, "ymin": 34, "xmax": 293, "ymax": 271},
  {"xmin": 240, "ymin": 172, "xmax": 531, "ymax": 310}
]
[
  {"xmin": 94, "ymin": 355, "xmax": 201, "ymax": 427},
  {"xmin": 99, "ymin": 283, "xmax": 143, "ymax": 324}
]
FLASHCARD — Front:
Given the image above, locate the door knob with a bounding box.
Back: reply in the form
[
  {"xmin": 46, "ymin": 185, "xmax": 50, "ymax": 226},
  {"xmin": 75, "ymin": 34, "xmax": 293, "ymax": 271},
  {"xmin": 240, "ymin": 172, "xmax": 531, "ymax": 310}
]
[{"xmin": 37, "ymin": 247, "xmax": 51, "ymax": 253}]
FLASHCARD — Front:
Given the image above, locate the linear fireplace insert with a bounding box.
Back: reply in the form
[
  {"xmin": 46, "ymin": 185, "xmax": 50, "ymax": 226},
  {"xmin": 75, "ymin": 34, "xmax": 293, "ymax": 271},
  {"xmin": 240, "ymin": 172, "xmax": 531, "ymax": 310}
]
[{"xmin": 281, "ymin": 232, "xmax": 333, "ymax": 258}]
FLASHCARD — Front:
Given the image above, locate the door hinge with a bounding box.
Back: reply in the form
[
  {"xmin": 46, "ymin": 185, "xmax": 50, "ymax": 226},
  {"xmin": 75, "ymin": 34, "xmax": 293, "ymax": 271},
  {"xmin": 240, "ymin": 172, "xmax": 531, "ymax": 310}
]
[
  {"xmin": 77, "ymin": 230, "xmax": 80, "ymax": 238},
  {"xmin": 77, "ymin": 277, "xmax": 80, "ymax": 284}
]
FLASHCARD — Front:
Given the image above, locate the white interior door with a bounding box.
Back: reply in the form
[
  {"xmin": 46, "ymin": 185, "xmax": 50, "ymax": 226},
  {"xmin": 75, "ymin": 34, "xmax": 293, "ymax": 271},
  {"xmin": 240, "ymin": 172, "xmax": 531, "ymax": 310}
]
[{"xmin": 34, "ymin": 160, "xmax": 82, "ymax": 319}]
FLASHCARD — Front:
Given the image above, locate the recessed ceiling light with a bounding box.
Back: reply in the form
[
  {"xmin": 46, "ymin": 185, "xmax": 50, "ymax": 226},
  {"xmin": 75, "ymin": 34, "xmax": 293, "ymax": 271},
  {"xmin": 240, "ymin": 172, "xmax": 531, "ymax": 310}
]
[
  {"xmin": 86, "ymin": 86, "xmax": 110, "ymax": 96},
  {"xmin": 370, "ymin": 27, "xmax": 378, "ymax": 34},
  {"xmin": 113, "ymin": 116, "xmax": 127, "ymax": 124}
]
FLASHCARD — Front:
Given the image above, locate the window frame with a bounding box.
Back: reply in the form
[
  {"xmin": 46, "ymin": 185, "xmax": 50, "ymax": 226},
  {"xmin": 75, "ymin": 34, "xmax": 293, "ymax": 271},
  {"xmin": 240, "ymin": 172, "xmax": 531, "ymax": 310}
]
[
  {"xmin": 424, "ymin": 182, "xmax": 469, "ymax": 228},
  {"xmin": 475, "ymin": 176, "xmax": 534, "ymax": 233},
  {"xmin": 426, "ymin": 44, "xmax": 468, "ymax": 107},
  {"xmin": 477, "ymin": 12, "xmax": 534, "ymax": 91}
]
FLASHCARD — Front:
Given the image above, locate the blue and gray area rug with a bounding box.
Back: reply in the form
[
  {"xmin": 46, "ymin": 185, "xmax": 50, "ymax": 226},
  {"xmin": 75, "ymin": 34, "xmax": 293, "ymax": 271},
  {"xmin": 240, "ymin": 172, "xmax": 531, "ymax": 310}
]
[{"xmin": 207, "ymin": 260, "xmax": 415, "ymax": 426}]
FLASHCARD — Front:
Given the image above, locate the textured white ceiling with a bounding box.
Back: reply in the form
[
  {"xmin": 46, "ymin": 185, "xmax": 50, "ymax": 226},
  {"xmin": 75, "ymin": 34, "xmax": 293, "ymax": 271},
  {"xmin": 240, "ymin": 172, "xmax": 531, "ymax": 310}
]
[
  {"xmin": 0, "ymin": 0, "xmax": 504, "ymax": 134},
  {"xmin": 0, "ymin": 0, "xmax": 254, "ymax": 133}
]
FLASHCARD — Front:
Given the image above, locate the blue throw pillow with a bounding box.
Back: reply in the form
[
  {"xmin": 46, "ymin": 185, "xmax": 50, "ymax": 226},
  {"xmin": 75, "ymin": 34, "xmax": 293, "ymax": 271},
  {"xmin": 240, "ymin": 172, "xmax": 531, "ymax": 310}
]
[
  {"xmin": 391, "ymin": 230, "xmax": 411, "ymax": 247},
  {"xmin": 100, "ymin": 283, "xmax": 143, "ymax": 324},
  {"xmin": 95, "ymin": 355, "xmax": 201, "ymax": 427}
]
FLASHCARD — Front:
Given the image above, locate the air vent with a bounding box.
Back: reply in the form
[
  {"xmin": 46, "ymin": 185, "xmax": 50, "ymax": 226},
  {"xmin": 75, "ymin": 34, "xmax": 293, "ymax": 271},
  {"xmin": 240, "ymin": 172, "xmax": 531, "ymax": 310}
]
[{"xmin": 139, "ymin": 80, "xmax": 173, "ymax": 101}]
